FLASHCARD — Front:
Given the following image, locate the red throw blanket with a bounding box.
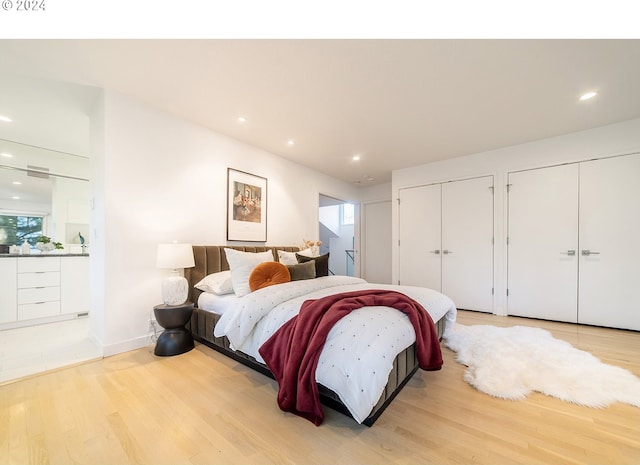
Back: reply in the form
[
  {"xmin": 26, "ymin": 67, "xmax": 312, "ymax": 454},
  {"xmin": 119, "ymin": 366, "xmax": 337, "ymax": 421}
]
[{"xmin": 258, "ymin": 289, "xmax": 443, "ymax": 425}]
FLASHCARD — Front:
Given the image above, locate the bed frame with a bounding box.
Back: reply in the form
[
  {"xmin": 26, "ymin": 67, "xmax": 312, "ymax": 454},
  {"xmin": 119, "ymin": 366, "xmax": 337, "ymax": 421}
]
[{"xmin": 185, "ymin": 245, "xmax": 446, "ymax": 426}]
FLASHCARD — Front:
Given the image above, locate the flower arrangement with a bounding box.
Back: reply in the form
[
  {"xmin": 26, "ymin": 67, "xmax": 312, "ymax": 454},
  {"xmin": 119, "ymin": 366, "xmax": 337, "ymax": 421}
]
[
  {"xmin": 300, "ymin": 238, "xmax": 322, "ymax": 256},
  {"xmin": 35, "ymin": 235, "xmax": 64, "ymax": 252}
]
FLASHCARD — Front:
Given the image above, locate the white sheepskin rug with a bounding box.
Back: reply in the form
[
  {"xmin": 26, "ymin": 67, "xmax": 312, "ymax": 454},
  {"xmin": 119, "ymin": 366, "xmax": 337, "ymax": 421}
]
[{"xmin": 443, "ymin": 324, "xmax": 640, "ymax": 408}]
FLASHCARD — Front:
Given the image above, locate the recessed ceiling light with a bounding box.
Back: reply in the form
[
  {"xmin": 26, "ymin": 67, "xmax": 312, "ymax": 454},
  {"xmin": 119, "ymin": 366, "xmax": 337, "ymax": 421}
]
[
  {"xmin": 12, "ymin": 181, "xmax": 22, "ymax": 185},
  {"xmin": 12, "ymin": 196, "xmax": 20, "ymax": 200},
  {"xmin": 0, "ymin": 115, "xmax": 12, "ymax": 123},
  {"xmin": 1, "ymin": 152, "xmax": 13, "ymax": 158},
  {"xmin": 579, "ymin": 91, "xmax": 597, "ymax": 101},
  {"xmin": 352, "ymin": 155, "xmax": 361, "ymax": 161},
  {"xmin": 237, "ymin": 116, "xmax": 247, "ymax": 124},
  {"xmin": 287, "ymin": 139, "xmax": 295, "ymax": 146}
]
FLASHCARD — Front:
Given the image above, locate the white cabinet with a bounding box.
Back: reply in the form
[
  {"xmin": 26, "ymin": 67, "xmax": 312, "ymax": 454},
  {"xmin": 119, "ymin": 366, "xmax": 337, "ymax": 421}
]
[
  {"xmin": 0, "ymin": 255, "xmax": 90, "ymax": 328},
  {"xmin": 18, "ymin": 271, "xmax": 61, "ymax": 288},
  {"xmin": 17, "ymin": 257, "xmax": 61, "ymax": 321},
  {"xmin": 507, "ymin": 153, "xmax": 640, "ymax": 330},
  {"xmin": 61, "ymin": 256, "xmax": 90, "ymax": 315},
  {"xmin": 399, "ymin": 176, "xmax": 494, "ymax": 312},
  {"xmin": 0, "ymin": 258, "xmax": 17, "ymax": 324}
]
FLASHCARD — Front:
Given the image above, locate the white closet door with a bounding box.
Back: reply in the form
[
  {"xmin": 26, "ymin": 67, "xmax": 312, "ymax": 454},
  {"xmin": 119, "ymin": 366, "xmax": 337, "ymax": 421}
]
[
  {"xmin": 442, "ymin": 176, "xmax": 494, "ymax": 312},
  {"xmin": 398, "ymin": 184, "xmax": 441, "ymax": 288},
  {"xmin": 578, "ymin": 153, "xmax": 640, "ymax": 330},
  {"xmin": 507, "ymin": 165, "xmax": 579, "ymax": 322},
  {"xmin": 362, "ymin": 200, "xmax": 392, "ymax": 284}
]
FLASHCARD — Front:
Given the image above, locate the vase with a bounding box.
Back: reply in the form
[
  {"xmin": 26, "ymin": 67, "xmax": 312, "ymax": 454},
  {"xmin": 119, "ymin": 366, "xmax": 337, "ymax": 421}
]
[{"xmin": 36, "ymin": 242, "xmax": 55, "ymax": 253}]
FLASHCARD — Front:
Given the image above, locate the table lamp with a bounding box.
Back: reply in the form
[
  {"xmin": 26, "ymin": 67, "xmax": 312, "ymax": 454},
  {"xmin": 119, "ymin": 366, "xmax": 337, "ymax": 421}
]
[{"xmin": 156, "ymin": 243, "xmax": 195, "ymax": 305}]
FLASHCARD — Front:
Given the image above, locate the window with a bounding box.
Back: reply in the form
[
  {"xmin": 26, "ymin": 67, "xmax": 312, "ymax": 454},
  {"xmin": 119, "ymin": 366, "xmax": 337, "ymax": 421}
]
[
  {"xmin": 341, "ymin": 203, "xmax": 355, "ymax": 225},
  {"xmin": 0, "ymin": 214, "xmax": 44, "ymax": 246}
]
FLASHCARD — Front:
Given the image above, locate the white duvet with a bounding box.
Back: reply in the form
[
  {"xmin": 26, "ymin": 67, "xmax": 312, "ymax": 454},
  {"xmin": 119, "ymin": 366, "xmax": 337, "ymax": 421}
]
[{"xmin": 213, "ymin": 276, "xmax": 457, "ymax": 423}]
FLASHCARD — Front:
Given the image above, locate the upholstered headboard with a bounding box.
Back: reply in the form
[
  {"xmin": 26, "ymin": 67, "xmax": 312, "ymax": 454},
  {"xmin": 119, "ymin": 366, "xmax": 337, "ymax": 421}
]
[{"xmin": 185, "ymin": 245, "xmax": 300, "ymax": 305}]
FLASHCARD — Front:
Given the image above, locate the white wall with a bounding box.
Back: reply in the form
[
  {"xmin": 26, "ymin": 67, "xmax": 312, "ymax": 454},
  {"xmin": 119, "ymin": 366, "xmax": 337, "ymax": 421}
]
[
  {"xmin": 358, "ymin": 182, "xmax": 391, "ymax": 203},
  {"xmin": 88, "ymin": 90, "xmax": 106, "ymax": 348},
  {"xmin": 392, "ymin": 118, "xmax": 640, "ymax": 316},
  {"xmin": 319, "ymin": 205, "xmax": 340, "ymax": 235},
  {"xmin": 91, "ymin": 90, "xmax": 360, "ymax": 356}
]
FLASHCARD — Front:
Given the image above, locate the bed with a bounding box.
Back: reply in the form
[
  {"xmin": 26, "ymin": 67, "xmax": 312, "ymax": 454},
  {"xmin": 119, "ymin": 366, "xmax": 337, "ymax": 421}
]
[{"xmin": 185, "ymin": 245, "xmax": 457, "ymax": 426}]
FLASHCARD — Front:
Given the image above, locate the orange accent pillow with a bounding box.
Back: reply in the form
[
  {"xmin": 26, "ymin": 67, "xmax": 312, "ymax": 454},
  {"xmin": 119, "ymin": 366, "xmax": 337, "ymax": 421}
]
[{"xmin": 249, "ymin": 261, "xmax": 291, "ymax": 292}]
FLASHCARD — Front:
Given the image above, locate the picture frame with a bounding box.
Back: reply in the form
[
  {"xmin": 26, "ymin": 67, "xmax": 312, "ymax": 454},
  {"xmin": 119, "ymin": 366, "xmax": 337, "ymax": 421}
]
[{"xmin": 226, "ymin": 168, "xmax": 268, "ymax": 242}]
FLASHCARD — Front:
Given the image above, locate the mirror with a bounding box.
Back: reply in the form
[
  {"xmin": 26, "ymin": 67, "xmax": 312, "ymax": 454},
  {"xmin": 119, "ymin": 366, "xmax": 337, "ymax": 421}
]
[{"xmin": 0, "ymin": 138, "xmax": 90, "ymax": 253}]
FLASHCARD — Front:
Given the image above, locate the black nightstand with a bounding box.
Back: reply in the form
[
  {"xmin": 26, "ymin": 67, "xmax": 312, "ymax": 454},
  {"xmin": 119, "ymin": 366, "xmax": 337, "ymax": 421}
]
[{"xmin": 153, "ymin": 302, "xmax": 195, "ymax": 356}]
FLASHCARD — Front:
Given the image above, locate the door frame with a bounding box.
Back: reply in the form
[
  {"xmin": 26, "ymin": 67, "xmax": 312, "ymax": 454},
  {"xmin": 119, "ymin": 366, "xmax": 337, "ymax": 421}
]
[{"xmin": 318, "ymin": 194, "xmax": 357, "ymax": 277}]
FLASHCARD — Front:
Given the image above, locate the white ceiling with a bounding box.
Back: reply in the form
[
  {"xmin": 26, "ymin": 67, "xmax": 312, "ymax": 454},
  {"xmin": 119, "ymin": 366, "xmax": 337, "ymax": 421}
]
[{"xmin": 1, "ymin": 39, "xmax": 640, "ymax": 186}]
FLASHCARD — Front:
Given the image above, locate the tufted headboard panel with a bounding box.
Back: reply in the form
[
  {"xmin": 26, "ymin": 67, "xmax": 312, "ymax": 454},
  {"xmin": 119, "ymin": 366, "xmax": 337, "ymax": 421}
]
[{"xmin": 185, "ymin": 245, "xmax": 300, "ymax": 305}]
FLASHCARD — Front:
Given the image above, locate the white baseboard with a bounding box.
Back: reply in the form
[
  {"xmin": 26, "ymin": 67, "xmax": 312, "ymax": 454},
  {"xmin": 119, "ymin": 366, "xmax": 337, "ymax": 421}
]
[{"xmin": 103, "ymin": 335, "xmax": 153, "ymax": 357}]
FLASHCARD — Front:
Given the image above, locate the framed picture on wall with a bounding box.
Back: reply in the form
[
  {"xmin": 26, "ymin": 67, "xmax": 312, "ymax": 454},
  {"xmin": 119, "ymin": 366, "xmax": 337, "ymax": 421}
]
[{"xmin": 227, "ymin": 168, "xmax": 268, "ymax": 242}]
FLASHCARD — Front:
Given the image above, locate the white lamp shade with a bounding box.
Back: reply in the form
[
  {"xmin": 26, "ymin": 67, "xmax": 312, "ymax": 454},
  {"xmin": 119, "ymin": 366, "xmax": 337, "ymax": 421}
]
[{"xmin": 156, "ymin": 243, "xmax": 195, "ymax": 270}]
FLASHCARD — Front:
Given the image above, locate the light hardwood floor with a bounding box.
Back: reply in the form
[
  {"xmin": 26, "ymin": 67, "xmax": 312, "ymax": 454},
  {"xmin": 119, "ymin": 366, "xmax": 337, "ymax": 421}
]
[{"xmin": 1, "ymin": 311, "xmax": 639, "ymax": 465}]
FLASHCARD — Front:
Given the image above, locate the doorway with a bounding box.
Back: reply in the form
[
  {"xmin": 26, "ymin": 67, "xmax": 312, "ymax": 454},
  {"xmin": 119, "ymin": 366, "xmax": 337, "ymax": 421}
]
[{"xmin": 318, "ymin": 194, "xmax": 355, "ymax": 276}]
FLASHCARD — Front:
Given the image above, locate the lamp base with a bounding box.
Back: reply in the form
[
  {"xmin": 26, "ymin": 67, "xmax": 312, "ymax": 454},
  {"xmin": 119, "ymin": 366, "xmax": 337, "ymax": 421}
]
[{"xmin": 161, "ymin": 271, "xmax": 188, "ymax": 306}]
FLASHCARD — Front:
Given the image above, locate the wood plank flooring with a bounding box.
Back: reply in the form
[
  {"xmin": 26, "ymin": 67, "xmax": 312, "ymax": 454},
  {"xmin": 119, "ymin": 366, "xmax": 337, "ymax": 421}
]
[{"xmin": 1, "ymin": 310, "xmax": 639, "ymax": 464}]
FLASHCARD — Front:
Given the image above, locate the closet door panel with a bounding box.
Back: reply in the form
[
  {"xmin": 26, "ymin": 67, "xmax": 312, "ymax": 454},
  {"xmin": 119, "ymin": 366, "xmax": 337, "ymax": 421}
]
[
  {"xmin": 578, "ymin": 153, "xmax": 640, "ymax": 330},
  {"xmin": 398, "ymin": 184, "xmax": 441, "ymax": 289},
  {"xmin": 442, "ymin": 176, "xmax": 494, "ymax": 312},
  {"xmin": 507, "ymin": 165, "xmax": 579, "ymax": 322}
]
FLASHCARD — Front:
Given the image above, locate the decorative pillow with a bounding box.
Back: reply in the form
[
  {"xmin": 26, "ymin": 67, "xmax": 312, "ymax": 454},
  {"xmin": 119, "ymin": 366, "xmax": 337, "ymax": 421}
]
[
  {"xmin": 296, "ymin": 252, "xmax": 330, "ymax": 277},
  {"xmin": 224, "ymin": 248, "xmax": 274, "ymax": 297},
  {"xmin": 286, "ymin": 261, "xmax": 316, "ymax": 281},
  {"xmin": 277, "ymin": 248, "xmax": 314, "ymax": 265},
  {"xmin": 194, "ymin": 270, "xmax": 234, "ymax": 295},
  {"xmin": 249, "ymin": 261, "xmax": 291, "ymax": 291}
]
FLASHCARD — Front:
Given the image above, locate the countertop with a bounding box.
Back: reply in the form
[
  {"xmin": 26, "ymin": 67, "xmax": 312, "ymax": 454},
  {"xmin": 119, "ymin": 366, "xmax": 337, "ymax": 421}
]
[{"xmin": 0, "ymin": 253, "xmax": 90, "ymax": 258}]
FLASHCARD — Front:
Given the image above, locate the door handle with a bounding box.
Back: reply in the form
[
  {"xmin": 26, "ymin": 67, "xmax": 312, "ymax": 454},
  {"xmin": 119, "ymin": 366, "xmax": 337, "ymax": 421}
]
[
  {"xmin": 560, "ymin": 250, "xmax": 576, "ymax": 256},
  {"xmin": 442, "ymin": 250, "xmax": 452, "ymax": 255},
  {"xmin": 429, "ymin": 250, "xmax": 440, "ymax": 254},
  {"xmin": 582, "ymin": 250, "xmax": 600, "ymax": 256}
]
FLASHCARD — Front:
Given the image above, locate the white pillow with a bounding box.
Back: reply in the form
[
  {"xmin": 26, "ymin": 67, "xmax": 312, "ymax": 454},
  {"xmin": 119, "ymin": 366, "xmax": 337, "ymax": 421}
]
[
  {"xmin": 197, "ymin": 292, "xmax": 238, "ymax": 315},
  {"xmin": 224, "ymin": 248, "xmax": 274, "ymax": 297},
  {"xmin": 195, "ymin": 270, "xmax": 234, "ymax": 295},
  {"xmin": 277, "ymin": 248, "xmax": 314, "ymax": 265}
]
